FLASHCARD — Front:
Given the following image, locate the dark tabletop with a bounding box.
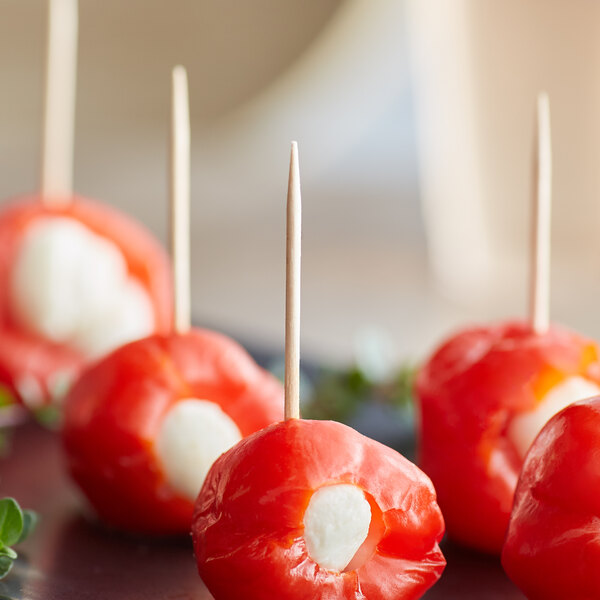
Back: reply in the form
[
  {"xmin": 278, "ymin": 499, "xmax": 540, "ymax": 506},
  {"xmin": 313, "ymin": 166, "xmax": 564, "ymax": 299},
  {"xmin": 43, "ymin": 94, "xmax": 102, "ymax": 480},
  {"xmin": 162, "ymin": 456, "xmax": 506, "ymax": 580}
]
[{"xmin": 0, "ymin": 422, "xmax": 525, "ymax": 600}]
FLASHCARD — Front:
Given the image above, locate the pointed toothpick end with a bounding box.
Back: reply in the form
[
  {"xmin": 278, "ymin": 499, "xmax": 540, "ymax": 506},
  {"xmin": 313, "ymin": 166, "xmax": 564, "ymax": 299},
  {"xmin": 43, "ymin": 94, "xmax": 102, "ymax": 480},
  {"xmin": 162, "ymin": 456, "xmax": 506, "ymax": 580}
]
[{"xmin": 173, "ymin": 65, "xmax": 187, "ymax": 80}]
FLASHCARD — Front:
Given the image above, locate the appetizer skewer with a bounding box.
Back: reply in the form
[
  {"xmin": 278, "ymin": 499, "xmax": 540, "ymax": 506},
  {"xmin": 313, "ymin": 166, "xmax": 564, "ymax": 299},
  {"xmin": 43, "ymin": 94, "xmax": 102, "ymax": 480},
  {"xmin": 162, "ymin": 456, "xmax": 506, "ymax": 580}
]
[
  {"xmin": 192, "ymin": 144, "xmax": 446, "ymax": 600},
  {"xmin": 416, "ymin": 94, "xmax": 600, "ymax": 553},
  {"xmin": 0, "ymin": 0, "xmax": 172, "ymax": 408},
  {"xmin": 61, "ymin": 67, "xmax": 283, "ymax": 534}
]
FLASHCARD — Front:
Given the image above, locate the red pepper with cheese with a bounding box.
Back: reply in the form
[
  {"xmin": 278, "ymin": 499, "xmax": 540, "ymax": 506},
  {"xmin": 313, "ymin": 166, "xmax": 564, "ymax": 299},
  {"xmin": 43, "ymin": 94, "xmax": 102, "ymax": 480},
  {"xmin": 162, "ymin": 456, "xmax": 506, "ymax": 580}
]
[
  {"xmin": 192, "ymin": 418, "xmax": 445, "ymax": 600},
  {"xmin": 502, "ymin": 397, "xmax": 600, "ymax": 600},
  {"xmin": 0, "ymin": 196, "xmax": 172, "ymax": 408},
  {"xmin": 62, "ymin": 328, "xmax": 283, "ymax": 534},
  {"xmin": 416, "ymin": 320, "xmax": 600, "ymax": 553}
]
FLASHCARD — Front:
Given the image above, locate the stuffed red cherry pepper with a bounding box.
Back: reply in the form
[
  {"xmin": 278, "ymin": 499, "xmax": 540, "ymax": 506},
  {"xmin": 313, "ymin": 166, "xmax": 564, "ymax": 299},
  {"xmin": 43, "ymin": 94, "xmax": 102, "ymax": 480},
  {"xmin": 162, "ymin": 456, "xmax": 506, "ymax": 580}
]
[
  {"xmin": 62, "ymin": 328, "xmax": 283, "ymax": 534},
  {"xmin": 193, "ymin": 418, "xmax": 445, "ymax": 600},
  {"xmin": 416, "ymin": 320, "xmax": 600, "ymax": 554},
  {"xmin": 0, "ymin": 196, "xmax": 172, "ymax": 407},
  {"xmin": 502, "ymin": 397, "xmax": 600, "ymax": 600}
]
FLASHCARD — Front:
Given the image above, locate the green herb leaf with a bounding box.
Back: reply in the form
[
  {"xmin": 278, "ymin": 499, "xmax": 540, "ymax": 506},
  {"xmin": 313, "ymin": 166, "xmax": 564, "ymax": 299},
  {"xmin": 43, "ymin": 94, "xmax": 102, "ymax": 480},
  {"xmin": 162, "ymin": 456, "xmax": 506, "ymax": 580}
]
[
  {"xmin": 0, "ymin": 547, "xmax": 17, "ymax": 560},
  {"xmin": 302, "ymin": 361, "xmax": 418, "ymax": 424},
  {"xmin": 0, "ymin": 499, "xmax": 23, "ymax": 548},
  {"xmin": 17, "ymin": 510, "xmax": 38, "ymax": 544},
  {"xmin": 0, "ymin": 555, "xmax": 13, "ymax": 580},
  {"xmin": 0, "ymin": 499, "xmax": 38, "ymax": 584}
]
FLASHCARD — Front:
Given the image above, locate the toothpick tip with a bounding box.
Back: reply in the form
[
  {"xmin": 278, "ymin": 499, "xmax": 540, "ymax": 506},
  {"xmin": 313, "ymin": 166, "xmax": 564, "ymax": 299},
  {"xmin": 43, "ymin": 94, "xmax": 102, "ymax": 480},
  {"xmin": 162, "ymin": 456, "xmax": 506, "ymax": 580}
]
[{"xmin": 172, "ymin": 65, "xmax": 188, "ymax": 81}]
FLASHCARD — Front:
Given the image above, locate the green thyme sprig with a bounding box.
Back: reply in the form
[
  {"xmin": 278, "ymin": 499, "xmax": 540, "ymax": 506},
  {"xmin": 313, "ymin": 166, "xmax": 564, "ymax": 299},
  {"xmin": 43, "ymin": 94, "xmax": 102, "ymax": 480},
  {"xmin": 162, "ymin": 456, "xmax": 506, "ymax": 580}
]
[
  {"xmin": 0, "ymin": 498, "xmax": 38, "ymax": 579},
  {"xmin": 302, "ymin": 362, "xmax": 418, "ymax": 422}
]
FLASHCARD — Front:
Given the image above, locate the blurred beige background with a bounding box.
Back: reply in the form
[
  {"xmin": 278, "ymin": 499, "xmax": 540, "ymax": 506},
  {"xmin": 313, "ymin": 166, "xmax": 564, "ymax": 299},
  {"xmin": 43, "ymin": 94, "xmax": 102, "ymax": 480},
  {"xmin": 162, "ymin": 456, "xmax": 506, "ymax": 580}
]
[
  {"xmin": 407, "ymin": 0, "xmax": 600, "ymax": 348},
  {"xmin": 2, "ymin": 0, "xmax": 600, "ymax": 368},
  {"xmin": 1, "ymin": 0, "xmax": 447, "ymax": 367}
]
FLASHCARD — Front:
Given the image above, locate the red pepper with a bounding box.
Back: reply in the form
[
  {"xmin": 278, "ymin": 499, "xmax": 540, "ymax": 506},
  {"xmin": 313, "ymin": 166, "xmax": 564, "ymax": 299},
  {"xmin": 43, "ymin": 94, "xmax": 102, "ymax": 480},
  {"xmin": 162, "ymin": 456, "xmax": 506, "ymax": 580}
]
[
  {"xmin": 416, "ymin": 320, "xmax": 600, "ymax": 553},
  {"xmin": 501, "ymin": 398, "xmax": 600, "ymax": 600},
  {"xmin": 62, "ymin": 329, "xmax": 283, "ymax": 535},
  {"xmin": 0, "ymin": 196, "xmax": 172, "ymax": 407},
  {"xmin": 192, "ymin": 419, "xmax": 445, "ymax": 600}
]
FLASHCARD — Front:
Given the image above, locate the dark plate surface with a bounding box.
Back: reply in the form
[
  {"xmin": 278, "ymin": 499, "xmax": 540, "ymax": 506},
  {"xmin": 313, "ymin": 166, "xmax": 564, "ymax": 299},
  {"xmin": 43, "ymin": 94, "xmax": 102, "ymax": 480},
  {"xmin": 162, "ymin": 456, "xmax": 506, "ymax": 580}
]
[{"xmin": 0, "ymin": 423, "xmax": 525, "ymax": 600}]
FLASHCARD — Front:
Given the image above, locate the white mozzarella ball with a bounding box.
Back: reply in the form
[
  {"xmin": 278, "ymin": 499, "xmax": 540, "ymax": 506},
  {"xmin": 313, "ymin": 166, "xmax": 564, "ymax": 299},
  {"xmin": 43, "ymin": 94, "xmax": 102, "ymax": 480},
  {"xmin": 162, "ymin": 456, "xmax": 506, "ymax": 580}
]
[
  {"xmin": 10, "ymin": 217, "xmax": 154, "ymax": 358},
  {"xmin": 155, "ymin": 399, "xmax": 242, "ymax": 501},
  {"xmin": 303, "ymin": 484, "xmax": 371, "ymax": 572},
  {"xmin": 509, "ymin": 376, "xmax": 600, "ymax": 458}
]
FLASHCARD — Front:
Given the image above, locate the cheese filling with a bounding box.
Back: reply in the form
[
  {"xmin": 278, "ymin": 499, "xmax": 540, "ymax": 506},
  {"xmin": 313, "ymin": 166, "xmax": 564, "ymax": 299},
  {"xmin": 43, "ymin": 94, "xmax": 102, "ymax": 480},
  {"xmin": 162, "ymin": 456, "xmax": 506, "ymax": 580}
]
[
  {"xmin": 155, "ymin": 399, "xmax": 242, "ymax": 501},
  {"xmin": 508, "ymin": 375, "xmax": 600, "ymax": 458},
  {"xmin": 303, "ymin": 484, "xmax": 371, "ymax": 572},
  {"xmin": 10, "ymin": 217, "xmax": 154, "ymax": 359}
]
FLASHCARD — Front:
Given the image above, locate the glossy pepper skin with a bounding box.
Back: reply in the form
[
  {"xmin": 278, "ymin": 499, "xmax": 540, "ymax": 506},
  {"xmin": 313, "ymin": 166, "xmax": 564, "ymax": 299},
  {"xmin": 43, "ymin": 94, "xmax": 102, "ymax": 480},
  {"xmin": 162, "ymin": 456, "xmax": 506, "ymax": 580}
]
[
  {"xmin": 416, "ymin": 320, "xmax": 600, "ymax": 554},
  {"xmin": 0, "ymin": 196, "xmax": 172, "ymax": 407},
  {"xmin": 502, "ymin": 398, "xmax": 600, "ymax": 600},
  {"xmin": 193, "ymin": 419, "xmax": 446, "ymax": 600},
  {"xmin": 62, "ymin": 329, "xmax": 283, "ymax": 535}
]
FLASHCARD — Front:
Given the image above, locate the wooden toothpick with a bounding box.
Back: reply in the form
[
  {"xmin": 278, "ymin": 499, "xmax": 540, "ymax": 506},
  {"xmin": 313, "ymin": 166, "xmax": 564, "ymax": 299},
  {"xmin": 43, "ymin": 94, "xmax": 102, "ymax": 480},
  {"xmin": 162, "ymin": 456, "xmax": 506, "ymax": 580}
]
[
  {"xmin": 41, "ymin": 0, "xmax": 78, "ymax": 205},
  {"xmin": 170, "ymin": 66, "xmax": 191, "ymax": 334},
  {"xmin": 529, "ymin": 92, "xmax": 552, "ymax": 335},
  {"xmin": 285, "ymin": 142, "xmax": 301, "ymax": 420}
]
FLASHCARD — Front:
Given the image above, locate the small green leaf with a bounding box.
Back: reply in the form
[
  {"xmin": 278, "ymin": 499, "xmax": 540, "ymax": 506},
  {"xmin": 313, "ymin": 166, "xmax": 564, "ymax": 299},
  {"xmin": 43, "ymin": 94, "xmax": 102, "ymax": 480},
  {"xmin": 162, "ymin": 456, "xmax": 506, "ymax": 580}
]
[
  {"xmin": 0, "ymin": 555, "xmax": 13, "ymax": 580},
  {"xmin": 0, "ymin": 547, "xmax": 17, "ymax": 560},
  {"xmin": 0, "ymin": 499, "xmax": 23, "ymax": 547},
  {"xmin": 17, "ymin": 510, "xmax": 38, "ymax": 544}
]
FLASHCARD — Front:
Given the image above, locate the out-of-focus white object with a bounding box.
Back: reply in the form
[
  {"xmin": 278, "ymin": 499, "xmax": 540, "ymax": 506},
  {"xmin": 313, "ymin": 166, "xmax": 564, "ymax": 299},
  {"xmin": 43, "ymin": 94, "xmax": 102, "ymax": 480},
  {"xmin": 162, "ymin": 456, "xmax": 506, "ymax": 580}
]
[
  {"xmin": 11, "ymin": 217, "xmax": 154, "ymax": 358},
  {"xmin": 406, "ymin": 0, "xmax": 600, "ymax": 315},
  {"xmin": 199, "ymin": 0, "xmax": 410, "ymax": 221},
  {"xmin": 353, "ymin": 327, "xmax": 399, "ymax": 384}
]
